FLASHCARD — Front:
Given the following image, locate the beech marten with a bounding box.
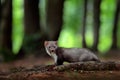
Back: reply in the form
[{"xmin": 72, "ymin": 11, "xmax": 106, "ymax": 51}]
[{"xmin": 44, "ymin": 41, "xmax": 100, "ymax": 65}]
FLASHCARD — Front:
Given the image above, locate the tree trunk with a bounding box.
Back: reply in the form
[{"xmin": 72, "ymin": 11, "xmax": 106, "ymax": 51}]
[
  {"xmin": 92, "ymin": 0, "xmax": 101, "ymax": 51},
  {"xmin": 21, "ymin": 0, "xmax": 40, "ymax": 54},
  {"xmin": 0, "ymin": 0, "xmax": 2, "ymax": 41},
  {"xmin": 111, "ymin": 0, "xmax": 120, "ymax": 49},
  {"xmin": 82, "ymin": 0, "xmax": 88, "ymax": 48},
  {"xmin": 24, "ymin": 0, "xmax": 40, "ymax": 34},
  {"xmin": 0, "ymin": 0, "xmax": 1, "ymax": 23},
  {"xmin": 0, "ymin": 0, "xmax": 14, "ymax": 61},
  {"xmin": 0, "ymin": 0, "xmax": 12, "ymax": 50},
  {"xmin": 46, "ymin": 0, "xmax": 64, "ymax": 40}
]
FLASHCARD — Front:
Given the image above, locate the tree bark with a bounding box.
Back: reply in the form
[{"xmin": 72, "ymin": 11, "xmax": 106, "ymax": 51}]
[
  {"xmin": 0, "ymin": 0, "xmax": 14, "ymax": 61},
  {"xmin": 22, "ymin": 0, "xmax": 47, "ymax": 56},
  {"xmin": 0, "ymin": 0, "xmax": 1, "ymax": 50},
  {"xmin": 0, "ymin": 0, "xmax": 1, "ymax": 23},
  {"xmin": 17, "ymin": 0, "xmax": 41, "ymax": 57},
  {"xmin": 46, "ymin": 0, "xmax": 64, "ymax": 40},
  {"xmin": 92, "ymin": 0, "xmax": 101, "ymax": 51},
  {"xmin": 24, "ymin": 0, "xmax": 40, "ymax": 34},
  {"xmin": 82, "ymin": 0, "xmax": 88, "ymax": 48},
  {"xmin": 23, "ymin": 0, "xmax": 40, "ymax": 53},
  {"xmin": 111, "ymin": 0, "xmax": 120, "ymax": 49}
]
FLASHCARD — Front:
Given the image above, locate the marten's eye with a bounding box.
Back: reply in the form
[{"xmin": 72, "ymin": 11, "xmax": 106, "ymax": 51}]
[{"xmin": 49, "ymin": 47, "xmax": 50, "ymax": 48}]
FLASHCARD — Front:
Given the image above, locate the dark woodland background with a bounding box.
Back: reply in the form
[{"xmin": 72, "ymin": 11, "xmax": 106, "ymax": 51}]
[{"xmin": 0, "ymin": 0, "xmax": 120, "ymax": 62}]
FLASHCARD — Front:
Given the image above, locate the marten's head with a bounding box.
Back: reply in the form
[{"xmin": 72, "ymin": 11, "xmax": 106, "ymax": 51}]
[{"xmin": 44, "ymin": 41, "xmax": 58, "ymax": 56}]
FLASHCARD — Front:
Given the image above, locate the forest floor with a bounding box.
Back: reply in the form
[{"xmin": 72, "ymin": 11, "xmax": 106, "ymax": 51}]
[{"xmin": 0, "ymin": 50, "xmax": 120, "ymax": 80}]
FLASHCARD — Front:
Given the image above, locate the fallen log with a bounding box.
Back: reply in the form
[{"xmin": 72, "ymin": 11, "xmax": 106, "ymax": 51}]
[
  {"xmin": 0, "ymin": 61, "xmax": 120, "ymax": 75},
  {"xmin": 54, "ymin": 61, "xmax": 120, "ymax": 71}
]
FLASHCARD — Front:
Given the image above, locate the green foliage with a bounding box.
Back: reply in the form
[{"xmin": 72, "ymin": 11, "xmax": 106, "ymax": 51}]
[
  {"xmin": 117, "ymin": 18, "xmax": 120, "ymax": 48},
  {"xmin": 98, "ymin": 0, "xmax": 116, "ymax": 53},
  {"xmin": 85, "ymin": 0, "xmax": 94, "ymax": 48},
  {"xmin": 12, "ymin": 0, "xmax": 24, "ymax": 54},
  {"xmin": 58, "ymin": 29, "xmax": 82, "ymax": 48},
  {"xmin": 11, "ymin": 0, "xmax": 118, "ymax": 56},
  {"xmin": 59, "ymin": 0, "xmax": 83, "ymax": 48},
  {"xmin": 40, "ymin": 0, "xmax": 46, "ymax": 30},
  {"xmin": 59, "ymin": 0, "xmax": 117, "ymax": 54}
]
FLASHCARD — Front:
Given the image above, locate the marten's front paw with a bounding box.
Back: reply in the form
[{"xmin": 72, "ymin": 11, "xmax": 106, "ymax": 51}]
[
  {"xmin": 54, "ymin": 62, "xmax": 63, "ymax": 66},
  {"xmin": 54, "ymin": 63, "xmax": 58, "ymax": 66}
]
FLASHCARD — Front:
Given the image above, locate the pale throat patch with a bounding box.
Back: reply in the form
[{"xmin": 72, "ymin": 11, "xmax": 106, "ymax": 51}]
[
  {"xmin": 45, "ymin": 48, "xmax": 58, "ymax": 63},
  {"xmin": 45, "ymin": 48, "xmax": 51, "ymax": 56},
  {"xmin": 51, "ymin": 53, "xmax": 58, "ymax": 63}
]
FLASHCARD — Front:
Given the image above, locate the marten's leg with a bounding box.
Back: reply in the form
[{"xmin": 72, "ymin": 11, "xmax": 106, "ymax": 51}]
[{"xmin": 56, "ymin": 59, "xmax": 63, "ymax": 65}]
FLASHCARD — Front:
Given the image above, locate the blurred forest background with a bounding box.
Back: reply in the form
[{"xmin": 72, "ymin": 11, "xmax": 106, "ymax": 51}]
[{"xmin": 0, "ymin": 0, "xmax": 120, "ymax": 62}]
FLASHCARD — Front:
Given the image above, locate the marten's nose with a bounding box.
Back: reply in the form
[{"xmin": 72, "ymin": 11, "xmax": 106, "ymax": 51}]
[{"xmin": 51, "ymin": 50, "xmax": 54, "ymax": 52}]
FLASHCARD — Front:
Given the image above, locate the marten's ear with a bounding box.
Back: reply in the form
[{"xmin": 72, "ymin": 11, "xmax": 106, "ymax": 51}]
[
  {"xmin": 44, "ymin": 41, "xmax": 48, "ymax": 46},
  {"xmin": 55, "ymin": 41, "xmax": 58, "ymax": 45}
]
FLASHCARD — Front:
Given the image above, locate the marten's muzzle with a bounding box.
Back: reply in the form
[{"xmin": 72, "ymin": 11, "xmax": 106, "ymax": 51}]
[
  {"xmin": 49, "ymin": 46, "xmax": 56, "ymax": 53},
  {"xmin": 50, "ymin": 49, "xmax": 55, "ymax": 53},
  {"xmin": 51, "ymin": 50, "xmax": 54, "ymax": 52}
]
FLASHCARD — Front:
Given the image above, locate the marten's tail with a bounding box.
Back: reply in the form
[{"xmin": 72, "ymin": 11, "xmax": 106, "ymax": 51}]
[
  {"xmin": 92, "ymin": 55, "xmax": 101, "ymax": 62},
  {"xmin": 92, "ymin": 57, "xmax": 101, "ymax": 62}
]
